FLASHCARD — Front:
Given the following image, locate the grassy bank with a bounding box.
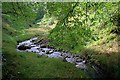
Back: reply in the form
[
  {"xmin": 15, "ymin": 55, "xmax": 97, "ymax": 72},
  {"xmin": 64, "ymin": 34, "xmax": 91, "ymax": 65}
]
[
  {"xmin": 2, "ymin": 20, "xmax": 89, "ymax": 79},
  {"xmin": 79, "ymin": 33, "xmax": 120, "ymax": 78}
]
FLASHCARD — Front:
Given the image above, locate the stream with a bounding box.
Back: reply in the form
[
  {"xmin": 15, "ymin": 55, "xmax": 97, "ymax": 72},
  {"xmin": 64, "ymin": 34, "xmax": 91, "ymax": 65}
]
[{"xmin": 16, "ymin": 37, "xmax": 106, "ymax": 78}]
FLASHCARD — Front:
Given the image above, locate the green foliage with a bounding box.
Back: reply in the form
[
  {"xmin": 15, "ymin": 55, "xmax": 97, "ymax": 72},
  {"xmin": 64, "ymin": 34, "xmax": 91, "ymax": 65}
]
[
  {"xmin": 46, "ymin": 2, "xmax": 73, "ymax": 19},
  {"xmin": 2, "ymin": 2, "xmax": 119, "ymax": 79},
  {"xmin": 2, "ymin": 25, "xmax": 88, "ymax": 79},
  {"xmin": 2, "ymin": 2, "xmax": 45, "ymax": 30},
  {"xmin": 47, "ymin": 2, "xmax": 118, "ymax": 53}
]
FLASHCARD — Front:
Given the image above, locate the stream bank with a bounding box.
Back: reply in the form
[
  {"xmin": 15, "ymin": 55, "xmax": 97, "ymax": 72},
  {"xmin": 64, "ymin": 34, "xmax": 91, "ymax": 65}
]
[{"xmin": 17, "ymin": 37, "xmax": 107, "ymax": 78}]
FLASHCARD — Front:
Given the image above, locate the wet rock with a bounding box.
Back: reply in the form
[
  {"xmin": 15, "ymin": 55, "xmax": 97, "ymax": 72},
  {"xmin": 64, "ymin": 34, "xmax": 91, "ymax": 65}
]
[
  {"xmin": 47, "ymin": 45, "xmax": 54, "ymax": 49},
  {"xmin": 46, "ymin": 51, "xmax": 50, "ymax": 54},
  {"xmin": 66, "ymin": 53, "xmax": 72, "ymax": 58},
  {"xmin": 30, "ymin": 37, "xmax": 38, "ymax": 41},
  {"xmin": 81, "ymin": 56, "xmax": 86, "ymax": 60},
  {"xmin": 42, "ymin": 48, "xmax": 50, "ymax": 51},
  {"xmin": 82, "ymin": 60, "xmax": 86, "ymax": 64},
  {"xmin": 18, "ymin": 45, "xmax": 31, "ymax": 50},
  {"xmin": 65, "ymin": 57, "xmax": 75, "ymax": 63},
  {"xmin": 57, "ymin": 49, "xmax": 63, "ymax": 52},
  {"xmin": 31, "ymin": 39, "xmax": 35, "ymax": 42},
  {"xmin": 75, "ymin": 62, "xmax": 87, "ymax": 69},
  {"xmin": 48, "ymin": 52, "xmax": 62, "ymax": 58},
  {"xmin": 33, "ymin": 46, "xmax": 40, "ymax": 49},
  {"xmin": 40, "ymin": 44, "xmax": 47, "ymax": 48},
  {"xmin": 74, "ymin": 54, "xmax": 81, "ymax": 57},
  {"xmin": 26, "ymin": 49, "xmax": 32, "ymax": 52},
  {"xmin": 39, "ymin": 51, "xmax": 45, "ymax": 55},
  {"xmin": 61, "ymin": 53, "xmax": 67, "ymax": 58},
  {"xmin": 38, "ymin": 38, "xmax": 50, "ymax": 44},
  {"xmin": 62, "ymin": 50, "xmax": 66, "ymax": 53},
  {"xmin": 30, "ymin": 47, "xmax": 39, "ymax": 53},
  {"xmin": 42, "ymin": 48, "xmax": 51, "ymax": 54},
  {"xmin": 30, "ymin": 44, "xmax": 36, "ymax": 47},
  {"xmin": 18, "ymin": 40, "xmax": 33, "ymax": 46},
  {"xmin": 75, "ymin": 58, "xmax": 83, "ymax": 62},
  {"xmin": 86, "ymin": 55, "xmax": 91, "ymax": 60},
  {"xmin": 54, "ymin": 49, "xmax": 58, "ymax": 52},
  {"xmin": 49, "ymin": 50, "xmax": 54, "ymax": 54},
  {"xmin": 41, "ymin": 50, "xmax": 45, "ymax": 52},
  {"xmin": 37, "ymin": 39, "xmax": 43, "ymax": 42}
]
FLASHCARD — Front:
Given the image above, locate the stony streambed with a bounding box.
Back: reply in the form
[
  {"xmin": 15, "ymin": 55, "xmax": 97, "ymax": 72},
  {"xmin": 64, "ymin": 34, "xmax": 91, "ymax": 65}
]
[{"xmin": 16, "ymin": 37, "xmax": 105, "ymax": 78}]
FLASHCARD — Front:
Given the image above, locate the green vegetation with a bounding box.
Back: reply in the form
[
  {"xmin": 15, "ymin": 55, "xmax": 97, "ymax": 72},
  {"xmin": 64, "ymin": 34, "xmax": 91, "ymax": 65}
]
[
  {"xmin": 46, "ymin": 2, "xmax": 120, "ymax": 78},
  {"xmin": 2, "ymin": 2, "xmax": 120, "ymax": 79},
  {"xmin": 47, "ymin": 2, "xmax": 119, "ymax": 53},
  {"xmin": 2, "ymin": 18, "xmax": 88, "ymax": 79}
]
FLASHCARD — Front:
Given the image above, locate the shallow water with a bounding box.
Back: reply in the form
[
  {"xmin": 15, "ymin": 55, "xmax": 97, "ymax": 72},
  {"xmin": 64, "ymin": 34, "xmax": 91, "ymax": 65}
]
[{"xmin": 17, "ymin": 37, "xmax": 87, "ymax": 69}]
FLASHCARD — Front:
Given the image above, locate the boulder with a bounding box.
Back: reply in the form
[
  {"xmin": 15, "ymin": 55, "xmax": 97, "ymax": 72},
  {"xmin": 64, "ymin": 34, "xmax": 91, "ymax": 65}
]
[{"xmin": 18, "ymin": 45, "xmax": 31, "ymax": 50}]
